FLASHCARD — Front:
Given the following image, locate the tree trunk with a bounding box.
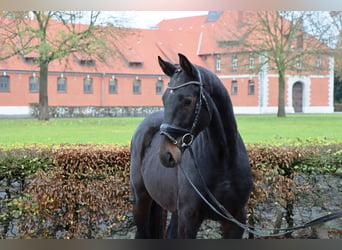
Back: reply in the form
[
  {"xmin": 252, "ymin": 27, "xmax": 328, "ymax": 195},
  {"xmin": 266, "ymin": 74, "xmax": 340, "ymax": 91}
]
[
  {"xmin": 277, "ymin": 70, "xmax": 286, "ymax": 117},
  {"xmin": 38, "ymin": 61, "xmax": 49, "ymax": 121}
]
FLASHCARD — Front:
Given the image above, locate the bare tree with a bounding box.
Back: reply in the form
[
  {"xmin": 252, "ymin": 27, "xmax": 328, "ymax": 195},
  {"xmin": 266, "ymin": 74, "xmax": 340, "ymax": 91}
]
[
  {"xmin": 230, "ymin": 11, "xmax": 332, "ymax": 117},
  {"xmin": 329, "ymin": 12, "xmax": 342, "ymax": 79},
  {"xmin": 0, "ymin": 11, "xmax": 124, "ymax": 120}
]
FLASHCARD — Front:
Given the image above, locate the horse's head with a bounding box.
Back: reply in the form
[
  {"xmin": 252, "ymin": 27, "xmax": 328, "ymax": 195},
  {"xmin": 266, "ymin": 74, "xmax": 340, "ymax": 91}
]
[{"xmin": 158, "ymin": 53, "xmax": 212, "ymax": 168}]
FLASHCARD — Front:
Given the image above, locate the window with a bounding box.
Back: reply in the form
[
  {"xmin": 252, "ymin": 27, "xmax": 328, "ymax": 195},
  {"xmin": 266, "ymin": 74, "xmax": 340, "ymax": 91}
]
[
  {"xmin": 79, "ymin": 59, "xmax": 95, "ymax": 67},
  {"xmin": 129, "ymin": 62, "xmax": 143, "ymax": 68},
  {"xmin": 57, "ymin": 76, "xmax": 67, "ymax": 93},
  {"xmin": 84, "ymin": 77, "xmax": 93, "ymax": 93},
  {"xmin": 296, "ymin": 57, "xmax": 302, "ymax": 70},
  {"xmin": 22, "ymin": 56, "xmax": 37, "ymax": 65},
  {"xmin": 297, "ymin": 35, "xmax": 303, "ymax": 50},
  {"xmin": 232, "ymin": 54, "xmax": 238, "ymax": 72},
  {"xmin": 249, "ymin": 53, "xmax": 255, "ymax": 71},
  {"xmin": 0, "ymin": 75, "xmax": 10, "ymax": 92},
  {"xmin": 248, "ymin": 80, "xmax": 255, "ymax": 95},
  {"xmin": 29, "ymin": 76, "xmax": 39, "ymax": 92},
  {"xmin": 133, "ymin": 79, "xmax": 141, "ymax": 94},
  {"xmin": 215, "ymin": 56, "xmax": 221, "ymax": 72},
  {"xmin": 316, "ymin": 55, "xmax": 322, "ymax": 69},
  {"xmin": 155, "ymin": 79, "xmax": 164, "ymax": 94},
  {"xmin": 109, "ymin": 78, "xmax": 118, "ymax": 94},
  {"xmin": 231, "ymin": 80, "xmax": 238, "ymax": 95}
]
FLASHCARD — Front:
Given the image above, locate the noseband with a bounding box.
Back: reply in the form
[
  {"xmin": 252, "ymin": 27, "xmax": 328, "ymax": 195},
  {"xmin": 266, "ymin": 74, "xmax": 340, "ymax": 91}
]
[{"xmin": 160, "ymin": 70, "xmax": 211, "ymax": 149}]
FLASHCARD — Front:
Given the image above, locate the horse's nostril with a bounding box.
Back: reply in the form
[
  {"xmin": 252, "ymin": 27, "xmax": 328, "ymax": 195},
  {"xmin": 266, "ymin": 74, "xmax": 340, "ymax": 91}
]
[{"xmin": 167, "ymin": 152, "xmax": 175, "ymax": 165}]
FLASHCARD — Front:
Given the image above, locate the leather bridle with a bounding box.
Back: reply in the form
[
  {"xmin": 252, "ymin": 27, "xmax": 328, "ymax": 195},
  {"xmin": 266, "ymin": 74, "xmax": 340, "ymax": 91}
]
[{"xmin": 159, "ymin": 70, "xmax": 211, "ymax": 149}]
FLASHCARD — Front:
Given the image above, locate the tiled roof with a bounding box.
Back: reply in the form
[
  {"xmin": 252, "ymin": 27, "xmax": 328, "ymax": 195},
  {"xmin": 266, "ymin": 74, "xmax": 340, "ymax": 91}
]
[
  {"xmin": 157, "ymin": 11, "xmax": 246, "ymax": 55},
  {"xmin": 0, "ymin": 11, "xmax": 331, "ymax": 76}
]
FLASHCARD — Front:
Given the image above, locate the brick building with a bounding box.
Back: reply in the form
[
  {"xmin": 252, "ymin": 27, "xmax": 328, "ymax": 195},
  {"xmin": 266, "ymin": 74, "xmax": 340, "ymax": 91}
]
[{"xmin": 0, "ymin": 11, "xmax": 334, "ymax": 116}]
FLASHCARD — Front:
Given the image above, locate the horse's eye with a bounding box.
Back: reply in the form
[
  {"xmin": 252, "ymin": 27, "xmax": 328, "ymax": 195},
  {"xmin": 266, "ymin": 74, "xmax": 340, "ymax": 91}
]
[{"xmin": 184, "ymin": 97, "xmax": 193, "ymax": 106}]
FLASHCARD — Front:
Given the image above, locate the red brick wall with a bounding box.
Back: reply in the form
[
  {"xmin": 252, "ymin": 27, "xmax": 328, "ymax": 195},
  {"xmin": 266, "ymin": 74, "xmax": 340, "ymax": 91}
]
[
  {"xmin": 0, "ymin": 73, "xmax": 38, "ymax": 106},
  {"xmin": 0, "ymin": 73, "xmax": 165, "ymax": 107},
  {"xmin": 223, "ymin": 78, "xmax": 259, "ymax": 106},
  {"xmin": 310, "ymin": 78, "xmax": 329, "ymax": 106}
]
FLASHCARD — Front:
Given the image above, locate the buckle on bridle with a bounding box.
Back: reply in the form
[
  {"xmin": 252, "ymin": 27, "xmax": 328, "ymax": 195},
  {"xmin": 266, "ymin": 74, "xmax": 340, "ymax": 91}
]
[{"xmin": 181, "ymin": 133, "xmax": 194, "ymax": 148}]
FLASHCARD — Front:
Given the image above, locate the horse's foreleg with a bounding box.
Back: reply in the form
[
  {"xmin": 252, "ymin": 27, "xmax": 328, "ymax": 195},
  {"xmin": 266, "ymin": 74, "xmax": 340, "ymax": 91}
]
[
  {"xmin": 220, "ymin": 209, "xmax": 246, "ymax": 239},
  {"xmin": 131, "ymin": 184, "xmax": 153, "ymax": 239},
  {"xmin": 177, "ymin": 208, "xmax": 203, "ymax": 239},
  {"xmin": 166, "ymin": 213, "xmax": 178, "ymax": 239}
]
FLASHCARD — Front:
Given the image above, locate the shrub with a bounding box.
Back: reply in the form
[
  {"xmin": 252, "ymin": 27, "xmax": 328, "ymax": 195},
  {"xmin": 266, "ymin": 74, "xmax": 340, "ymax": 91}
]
[
  {"xmin": 293, "ymin": 144, "xmax": 342, "ymax": 176},
  {"xmin": 0, "ymin": 146, "xmax": 53, "ymax": 238},
  {"xmin": 0, "ymin": 142, "xmax": 340, "ymax": 238},
  {"xmin": 246, "ymin": 144, "xmax": 314, "ymax": 232},
  {"xmin": 17, "ymin": 144, "xmax": 131, "ymax": 239}
]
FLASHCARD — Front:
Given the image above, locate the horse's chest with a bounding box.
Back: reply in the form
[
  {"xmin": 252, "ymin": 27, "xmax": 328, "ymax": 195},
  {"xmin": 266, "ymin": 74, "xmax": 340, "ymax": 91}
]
[{"xmin": 141, "ymin": 156, "xmax": 178, "ymax": 213}]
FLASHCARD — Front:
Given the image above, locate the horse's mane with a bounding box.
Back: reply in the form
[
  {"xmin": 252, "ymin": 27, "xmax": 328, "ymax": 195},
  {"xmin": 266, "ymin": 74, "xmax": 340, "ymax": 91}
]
[{"xmin": 197, "ymin": 65, "xmax": 238, "ymax": 149}]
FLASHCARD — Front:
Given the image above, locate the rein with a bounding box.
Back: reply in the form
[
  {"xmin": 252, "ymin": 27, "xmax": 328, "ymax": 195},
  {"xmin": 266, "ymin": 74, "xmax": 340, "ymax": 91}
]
[
  {"xmin": 181, "ymin": 146, "xmax": 342, "ymax": 238},
  {"xmin": 159, "ymin": 66, "xmax": 342, "ymax": 237}
]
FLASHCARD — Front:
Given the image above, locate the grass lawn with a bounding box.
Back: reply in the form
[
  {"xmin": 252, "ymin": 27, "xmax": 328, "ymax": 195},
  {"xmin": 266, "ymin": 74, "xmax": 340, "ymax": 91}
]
[
  {"xmin": 0, "ymin": 114, "xmax": 341, "ymax": 146},
  {"xmin": 236, "ymin": 114, "xmax": 342, "ymax": 144},
  {"xmin": 0, "ymin": 117, "xmax": 143, "ymax": 146}
]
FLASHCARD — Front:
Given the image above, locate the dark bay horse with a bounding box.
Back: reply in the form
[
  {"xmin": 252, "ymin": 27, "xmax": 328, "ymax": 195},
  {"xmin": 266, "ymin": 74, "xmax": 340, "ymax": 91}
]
[{"xmin": 130, "ymin": 53, "xmax": 252, "ymax": 238}]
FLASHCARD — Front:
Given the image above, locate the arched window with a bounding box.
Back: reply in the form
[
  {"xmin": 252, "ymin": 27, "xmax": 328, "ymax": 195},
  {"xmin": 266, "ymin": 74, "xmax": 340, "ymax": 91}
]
[
  {"xmin": 0, "ymin": 75, "xmax": 10, "ymax": 92},
  {"xmin": 57, "ymin": 76, "xmax": 67, "ymax": 93},
  {"xmin": 231, "ymin": 80, "xmax": 238, "ymax": 95},
  {"xmin": 155, "ymin": 79, "xmax": 164, "ymax": 94},
  {"xmin": 84, "ymin": 76, "xmax": 93, "ymax": 93},
  {"xmin": 248, "ymin": 80, "xmax": 255, "ymax": 95},
  {"xmin": 29, "ymin": 75, "xmax": 39, "ymax": 92},
  {"xmin": 133, "ymin": 78, "xmax": 141, "ymax": 94},
  {"xmin": 109, "ymin": 78, "xmax": 118, "ymax": 94}
]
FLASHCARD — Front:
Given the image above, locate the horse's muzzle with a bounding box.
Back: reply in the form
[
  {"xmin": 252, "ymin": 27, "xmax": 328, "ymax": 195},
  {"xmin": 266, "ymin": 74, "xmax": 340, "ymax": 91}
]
[{"xmin": 159, "ymin": 136, "xmax": 182, "ymax": 168}]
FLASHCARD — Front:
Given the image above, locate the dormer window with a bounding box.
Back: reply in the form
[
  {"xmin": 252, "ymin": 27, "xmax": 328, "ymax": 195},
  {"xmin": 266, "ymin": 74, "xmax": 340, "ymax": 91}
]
[
  {"xmin": 73, "ymin": 52, "xmax": 96, "ymax": 67},
  {"xmin": 129, "ymin": 62, "xmax": 143, "ymax": 68},
  {"xmin": 24, "ymin": 57, "xmax": 37, "ymax": 64},
  {"xmin": 21, "ymin": 53, "xmax": 38, "ymax": 65},
  {"xmin": 79, "ymin": 59, "xmax": 96, "ymax": 67}
]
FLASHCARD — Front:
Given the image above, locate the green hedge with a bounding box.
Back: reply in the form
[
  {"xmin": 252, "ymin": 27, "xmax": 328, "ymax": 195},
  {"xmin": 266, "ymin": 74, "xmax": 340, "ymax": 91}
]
[{"xmin": 0, "ymin": 143, "xmax": 341, "ymax": 238}]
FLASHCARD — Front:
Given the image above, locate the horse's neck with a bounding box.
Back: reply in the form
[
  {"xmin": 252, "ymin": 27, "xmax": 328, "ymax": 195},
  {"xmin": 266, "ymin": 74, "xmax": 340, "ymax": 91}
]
[
  {"xmin": 201, "ymin": 69, "xmax": 238, "ymax": 149},
  {"xmin": 197, "ymin": 68, "xmax": 239, "ymax": 161},
  {"xmin": 206, "ymin": 85, "xmax": 239, "ymax": 160}
]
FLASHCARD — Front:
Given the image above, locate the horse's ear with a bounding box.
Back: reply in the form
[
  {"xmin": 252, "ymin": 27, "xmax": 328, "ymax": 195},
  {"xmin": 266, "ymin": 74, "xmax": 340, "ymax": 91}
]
[
  {"xmin": 178, "ymin": 53, "xmax": 197, "ymax": 78},
  {"xmin": 158, "ymin": 56, "xmax": 176, "ymax": 77}
]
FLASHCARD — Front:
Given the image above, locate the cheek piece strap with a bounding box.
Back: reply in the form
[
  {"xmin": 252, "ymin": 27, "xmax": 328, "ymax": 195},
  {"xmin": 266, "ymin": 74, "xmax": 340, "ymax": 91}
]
[{"xmin": 160, "ymin": 69, "xmax": 211, "ymax": 149}]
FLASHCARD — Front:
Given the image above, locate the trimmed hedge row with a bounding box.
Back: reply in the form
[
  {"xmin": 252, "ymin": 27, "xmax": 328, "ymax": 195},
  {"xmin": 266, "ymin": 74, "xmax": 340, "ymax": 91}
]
[{"xmin": 0, "ymin": 143, "xmax": 341, "ymax": 238}]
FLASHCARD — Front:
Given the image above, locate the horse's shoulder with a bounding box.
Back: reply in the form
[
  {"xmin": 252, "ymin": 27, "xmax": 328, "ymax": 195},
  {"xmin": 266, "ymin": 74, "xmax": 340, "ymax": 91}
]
[
  {"xmin": 131, "ymin": 110, "xmax": 164, "ymax": 159},
  {"xmin": 135, "ymin": 110, "xmax": 163, "ymax": 136}
]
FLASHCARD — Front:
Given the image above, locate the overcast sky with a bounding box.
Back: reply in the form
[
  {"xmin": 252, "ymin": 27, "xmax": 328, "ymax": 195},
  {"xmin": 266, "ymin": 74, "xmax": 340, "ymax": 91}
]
[{"xmin": 102, "ymin": 11, "xmax": 208, "ymax": 28}]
